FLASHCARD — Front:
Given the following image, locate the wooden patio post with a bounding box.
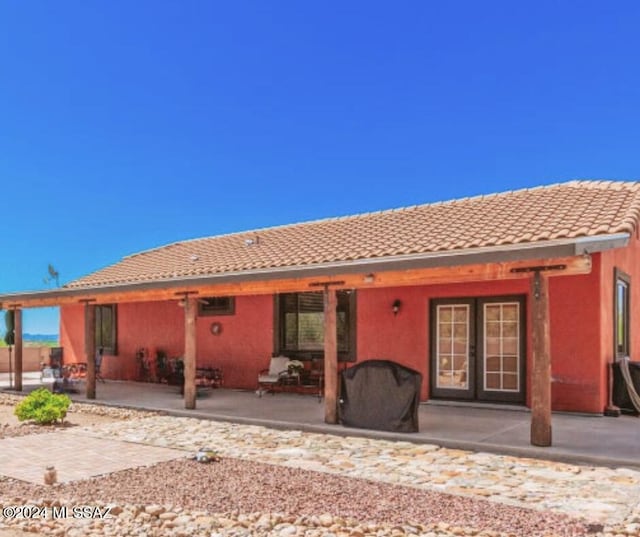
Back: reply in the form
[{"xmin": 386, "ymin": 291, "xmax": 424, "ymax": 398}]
[
  {"xmin": 531, "ymin": 271, "xmax": 552, "ymax": 446},
  {"xmin": 84, "ymin": 302, "xmax": 97, "ymax": 400},
  {"xmin": 14, "ymin": 308, "xmax": 22, "ymax": 392},
  {"xmin": 323, "ymin": 287, "xmax": 338, "ymax": 424},
  {"xmin": 184, "ymin": 294, "xmax": 197, "ymax": 410}
]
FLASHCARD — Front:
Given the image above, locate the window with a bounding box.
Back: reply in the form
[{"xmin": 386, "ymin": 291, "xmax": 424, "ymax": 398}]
[
  {"xmin": 276, "ymin": 291, "xmax": 356, "ymax": 361},
  {"xmin": 615, "ymin": 269, "xmax": 630, "ymax": 358},
  {"xmin": 198, "ymin": 296, "xmax": 235, "ymax": 316},
  {"xmin": 95, "ymin": 304, "xmax": 117, "ymax": 355}
]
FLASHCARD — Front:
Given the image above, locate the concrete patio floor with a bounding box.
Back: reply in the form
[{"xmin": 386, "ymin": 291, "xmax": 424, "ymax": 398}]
[
  {"xmin": 6, "ymin": 375, "xmax": 640, "ymax": 469},
  {"xmin": 75, "ymin": 381, "xmax": 640, "ymax": 469}
]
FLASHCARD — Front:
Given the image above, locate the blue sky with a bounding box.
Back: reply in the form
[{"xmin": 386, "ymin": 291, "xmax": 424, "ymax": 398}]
[{"xmin": 0, "ymin": 1, "xmax": 639, "ymax": 334}]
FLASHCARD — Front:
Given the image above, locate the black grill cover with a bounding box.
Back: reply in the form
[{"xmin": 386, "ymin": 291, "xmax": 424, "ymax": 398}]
[
  {"xmin": 339, "ymin": 360, "xmax": 422, "ymax": 432},
  {"xmin": 612, "ymin": 360, "xmax": 640, "ymax": 414}
]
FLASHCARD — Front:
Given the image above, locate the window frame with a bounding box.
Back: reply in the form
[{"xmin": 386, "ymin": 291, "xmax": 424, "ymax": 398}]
[
  {"xmin": 198, "ymin": 296, "xmax": 236, "ymax": 316},
  {"xmin": 95, "ymin": 304, "xmax": 117, "ymax": 356},
  {"xmin": 614, "ymin": 268, "xmax": 631, "ymax": 358},
  {"xmin": 273, "ymin": 290, "xmax": 357, "ymax": 362}
]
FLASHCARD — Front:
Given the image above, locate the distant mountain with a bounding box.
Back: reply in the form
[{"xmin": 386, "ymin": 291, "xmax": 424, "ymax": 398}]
[
  {"xmin": 23, "ymin": 333, "xmax": 58, "ymax": 342},
  {"xmin": 0, "ymin": 332, "xmax": 58, "ymax": 343}
]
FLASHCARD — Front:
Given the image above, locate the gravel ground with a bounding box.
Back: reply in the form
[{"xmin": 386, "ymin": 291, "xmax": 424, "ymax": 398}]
[
  {"xmin": 0, "ymin": 393, "xmax": 158, "ymax": 421},
  {"xmin": 0, "ymin": 458, "xmax": 588, "ymax": 537},
  {"xmin": 0, "ymin": 399, "xmax": 602, "ymax": 536},
  {"xmin": 0, "ymin": 422, "xmax": 48, "ymax": 440},
  {"xmin": 0, "ymin": 403, "xmax": 124, "ymax": 439}
]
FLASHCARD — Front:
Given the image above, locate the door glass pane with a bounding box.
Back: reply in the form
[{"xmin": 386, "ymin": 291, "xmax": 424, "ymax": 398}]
[
  {"xmin": 439, "ymin": 355, "xmax": 451, "ymax": 370},
  {"xmin": 485, "ymin": 355, "xmax": 501, "ymax": 371},
  {"xmin": 503, "ymin": 337, "xmax": 518, "ymax": 355},
  {"xmin": 502, "ymin": 322, "xmax": 518, "ymax": 337},
  {"xmin": 486, "ymin": 322, "xmax": 500, "ymax": 337},
  {"xmin": 436, "ymin": 305, "xmax": 469, "ymax": 390},
  {"xmin": 484, "ymin": 303, "xmax": 520, "ymax": 392},
  {"xmin": 439, "ymin": 323, "xmax": 452, "ymax": 337},
  {"xmin": 486, "ymin": 373, "xmax": 500, "ymax": 389},
  {"xmin": 453, "ymin": 323, "xmax": 467, "ymax": 338},
  {"xmin": 453, "ymin": 339, "xmax": 467, "ymax": 353},
  {"xmin": 616, "ymin": 278, "xmax": 629, "ymax": 356},
  {"xmin": 453, "ymin": 307, "xmax": 467, "ymax": 322},
  {"xmin": 503, "ymin": 374, "xmax": 518, "ymax": 390},
  {"xmin": 502, "ymin": 304, "xmax": 518, "ymax": 320},
  {"xmin": 503, "ymin": 355, "xmax": 517, "ymax": 373},
  {"xmin": 486, "ymin": 337, "xmax": 501, "ymax": 355}
]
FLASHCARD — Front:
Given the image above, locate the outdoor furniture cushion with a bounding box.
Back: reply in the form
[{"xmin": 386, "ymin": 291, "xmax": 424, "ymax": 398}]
[{"xmin": 258, "ymin": 356, "xmax": 290, "ymax": 385}]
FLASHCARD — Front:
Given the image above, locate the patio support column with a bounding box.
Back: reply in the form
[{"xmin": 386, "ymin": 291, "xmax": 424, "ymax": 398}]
[
  {"xmin": 323, "ymin": 287, "xmax": 338, "ymax": 424},
  {"xmin": 14, "ymin": 308, "xmax": 23, "ymax": 392},
  {"xmin": 84, "ymin": 302, "xmax": 97, "ymax": 400},
  {"xmin": 531, "ymin": 271, "xmax": 552, "ymax": 446},
  {"xmin": 184, "ymin": 294, "xmax": 197, "ymax": 410}
]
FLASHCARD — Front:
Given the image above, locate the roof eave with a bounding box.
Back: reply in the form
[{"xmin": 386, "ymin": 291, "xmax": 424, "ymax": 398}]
[{"xmin": 0, "ymin": 232, "xmax": 629, "ymax": 307}]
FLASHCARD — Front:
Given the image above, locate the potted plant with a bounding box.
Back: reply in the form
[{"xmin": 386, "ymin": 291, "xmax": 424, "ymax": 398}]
[{"xmin": 287, "ymin": 359, "xmax": 304, "ymax": 375}]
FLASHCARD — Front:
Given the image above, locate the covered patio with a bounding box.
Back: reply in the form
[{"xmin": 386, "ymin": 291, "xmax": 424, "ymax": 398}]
[
  {"xmin": 2, "ymin": 181, "xmax": 640, "ymax": 451},
  {"xmin": 0, "ymin": 253, "xmax": 593, "ymax": 448}
]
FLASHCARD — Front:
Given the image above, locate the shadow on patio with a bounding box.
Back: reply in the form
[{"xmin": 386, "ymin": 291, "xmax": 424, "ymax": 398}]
[{"xmin": 6, "ymin": 375, "xmax": 640, "ymax": 469}]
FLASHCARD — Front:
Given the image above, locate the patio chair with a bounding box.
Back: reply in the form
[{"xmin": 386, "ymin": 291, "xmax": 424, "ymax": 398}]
[
  {"xmin": 256, "ymin": 355, "xmax": 291, "ymax": 397},
  {"xmin": 41, "ymin": 366, "xmax": 60, "ymax": 392}
]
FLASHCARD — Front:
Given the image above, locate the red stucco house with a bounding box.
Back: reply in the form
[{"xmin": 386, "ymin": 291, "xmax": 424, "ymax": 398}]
[{"xmin": 2, "ymin": 180, "xmax": 639, "ymax": 444}]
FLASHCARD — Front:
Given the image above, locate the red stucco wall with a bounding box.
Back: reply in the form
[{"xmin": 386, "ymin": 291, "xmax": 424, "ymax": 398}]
[
  {"xmin": 194, "ymin": 295, "xmax": 273, "ymax": 388},
  {"xmin": 59, "ymin": 304, "xmax": 85, "ymax": 367},
  {"xmin": 60, "ymin": 249, "xmax": 630, "ymax": 413},
  {"xmin": 356, "ymin": 272, "xmax": 602, "ymax": 412},
  {"xmin": 599, "ymin": 231, "xmax": 640, "ymax": 410},
  {"xmin": 60, "ymin": 296, "xmax": 274, "ymax": 389},
  {"xmin": 356, "ymin": 279, "xmax": 530, "ymax": 402},
  {"xmin": 547, "ymin": 255, "xmax": 602, "ymax": 412}
]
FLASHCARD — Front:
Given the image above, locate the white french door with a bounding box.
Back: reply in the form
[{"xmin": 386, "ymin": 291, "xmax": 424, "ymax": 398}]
[{"xmin": 430, "ymin": 296, "xmax": 526, "ymax": 403}]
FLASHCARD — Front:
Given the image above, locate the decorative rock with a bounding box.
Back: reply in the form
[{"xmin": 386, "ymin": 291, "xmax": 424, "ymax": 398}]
[
  {"xmin": 144, "ymin": 504, "xmax": 165, "ymax": 517},
  {"xmin": 318, "ymin": 514, "xmax": 334, "ymax": 527},
  {"xmin": 0, "ymin": 402, "xmax": 638, "ymax": 536},
  {"xmin": 275, "ymin": 523, "xmax": 297, "ymax": 536},
  {"xmin": 159, "ymin": 512, "xmax": 178, "ymax": 521}
]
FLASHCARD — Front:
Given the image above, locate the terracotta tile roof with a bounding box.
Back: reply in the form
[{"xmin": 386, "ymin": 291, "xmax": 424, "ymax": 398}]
[{"xmin": 66, "ymin": 180, "xmax": 640, "ymax": 289}]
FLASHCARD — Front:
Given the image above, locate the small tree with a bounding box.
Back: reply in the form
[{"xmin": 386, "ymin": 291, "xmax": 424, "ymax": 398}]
[{"xmin": 14, "ymin": 388, "xmax": 71, "ymax": 425}]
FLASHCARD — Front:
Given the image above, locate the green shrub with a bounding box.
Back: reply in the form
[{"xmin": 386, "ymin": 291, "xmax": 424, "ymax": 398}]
[{"xmin": 14, "ymin": 388, "xmax": 71, "ymax": 425}]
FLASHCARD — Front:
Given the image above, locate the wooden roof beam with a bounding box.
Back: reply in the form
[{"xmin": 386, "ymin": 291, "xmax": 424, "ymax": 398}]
[{"xmin": 1, "ymin": 255, "xmax": 591, "ymax": 309}]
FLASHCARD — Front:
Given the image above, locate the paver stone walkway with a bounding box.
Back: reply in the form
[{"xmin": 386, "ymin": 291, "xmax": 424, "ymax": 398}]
[{"xmin": 0, "ymin": 432, "xmax": 186, "ymax": 484}]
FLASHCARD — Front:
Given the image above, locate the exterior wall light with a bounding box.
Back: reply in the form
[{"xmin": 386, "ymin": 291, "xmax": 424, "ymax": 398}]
[{"xmin": 392, "ymin": 299, "xmax": 402, "ymax": 316}]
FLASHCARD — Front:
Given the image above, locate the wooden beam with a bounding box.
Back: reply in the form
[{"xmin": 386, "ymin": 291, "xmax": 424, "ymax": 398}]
[
  {"xmin": 84, "ymin": 303, "xmax": 97, "ymax": 400},
  {"xmin": 183, "ymin": 295, "xmax": 197, "ymax": 410},
  {"xmin": 324, "ymin": 287, "xmax": 338, "ymax": 424},
  {"xmin": 530, "ymin": 271, "xmax": 552, "ymax": 446},
  {"xmin": 14, "ymin": 309, "xmax": 22, "ymax": 392},
  {"xmin": 4, "ymin": 255, "xmax": 592, "ymax": 309}
]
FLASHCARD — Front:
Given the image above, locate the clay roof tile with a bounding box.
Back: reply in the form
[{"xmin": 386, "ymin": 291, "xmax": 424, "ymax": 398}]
[{"xmin": 65, "ymin": 180, "xmax": 640, "ymax": 289}]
